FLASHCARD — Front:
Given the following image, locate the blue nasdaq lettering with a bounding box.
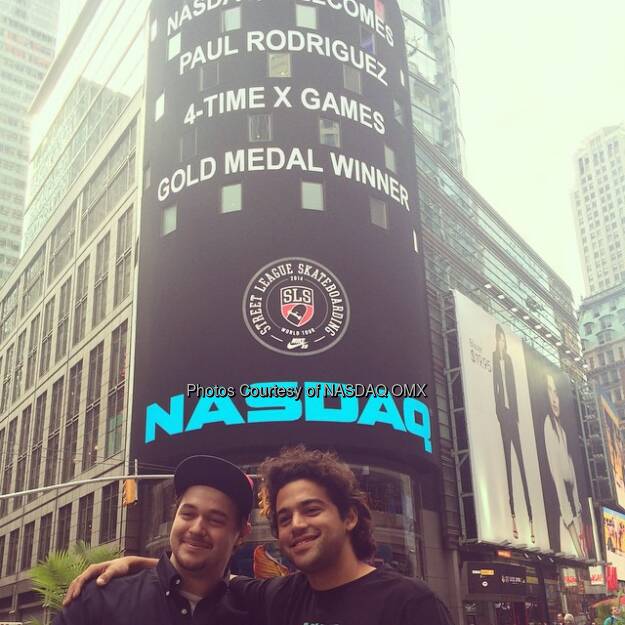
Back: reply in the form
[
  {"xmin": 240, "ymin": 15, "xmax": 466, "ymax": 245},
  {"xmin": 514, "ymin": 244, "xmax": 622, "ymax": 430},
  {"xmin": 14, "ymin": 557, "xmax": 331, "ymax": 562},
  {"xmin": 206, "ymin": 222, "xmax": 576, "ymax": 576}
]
[{"xmin": 145, "ymin": 381, "xmax": 431, "ymax": 452}]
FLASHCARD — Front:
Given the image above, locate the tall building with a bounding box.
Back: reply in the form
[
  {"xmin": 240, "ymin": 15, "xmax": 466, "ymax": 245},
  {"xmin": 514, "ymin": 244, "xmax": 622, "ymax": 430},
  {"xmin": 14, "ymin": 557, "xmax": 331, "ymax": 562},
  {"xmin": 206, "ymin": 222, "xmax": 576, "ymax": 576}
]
[
  {"xmin": 399, "ymin": 0, "xmax": 465, "ymax": 171},
  {"xmin": 0, "ymin": 0, "xmax": 59, "ymax": 282},
  {"xmin": 0, "ymin": 2, "xmax": 594, "ymax": 624},
  {"xmin": 572, "ymin": 124, "xmax": 625, "ymax": 296}
]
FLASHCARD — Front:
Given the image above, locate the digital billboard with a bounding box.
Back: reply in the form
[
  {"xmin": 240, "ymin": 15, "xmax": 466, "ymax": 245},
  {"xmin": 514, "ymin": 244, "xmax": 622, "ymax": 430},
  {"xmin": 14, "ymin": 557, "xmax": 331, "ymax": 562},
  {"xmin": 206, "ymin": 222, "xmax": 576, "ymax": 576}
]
[
  {"xmin": 599, "ymin": 393, "xmax": 625, "ymax": 508},
  {"xmin": 603, "ymin": 507, "xmax": 625, "ymax": 581},
  {"xmin": 131, "ymin": 0, "xmax": 436, "ymax": 469},
  {"xmin": 454, "ymin": 291, "xmax": 594, "ymax": 558}
]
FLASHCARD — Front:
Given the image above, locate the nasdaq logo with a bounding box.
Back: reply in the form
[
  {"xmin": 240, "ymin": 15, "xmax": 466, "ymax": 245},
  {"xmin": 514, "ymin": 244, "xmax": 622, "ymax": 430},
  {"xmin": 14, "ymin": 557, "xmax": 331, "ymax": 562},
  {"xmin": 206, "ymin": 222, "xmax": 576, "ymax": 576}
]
[{"xmin": 145, "ymin": 381, "xmax": 431, "ymax": 452}]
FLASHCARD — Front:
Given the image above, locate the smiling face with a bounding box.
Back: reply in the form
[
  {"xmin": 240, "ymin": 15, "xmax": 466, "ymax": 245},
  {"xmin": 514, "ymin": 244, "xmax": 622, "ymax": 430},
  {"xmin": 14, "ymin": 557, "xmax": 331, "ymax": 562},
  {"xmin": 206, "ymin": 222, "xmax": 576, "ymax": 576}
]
[
  {"xmin": 169, "ymin": 485, "xmax": 246, "ymax": 580},
  {"xmin": 275, "ymin": 479, "xmax": 357, "ymax": 575}
]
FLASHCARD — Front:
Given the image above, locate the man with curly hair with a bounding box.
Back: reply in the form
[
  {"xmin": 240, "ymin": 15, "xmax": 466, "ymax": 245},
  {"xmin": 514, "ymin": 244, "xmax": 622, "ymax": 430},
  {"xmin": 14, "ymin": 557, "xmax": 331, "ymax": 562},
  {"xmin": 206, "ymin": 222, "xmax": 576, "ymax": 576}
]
[{"xmin": 64, "ymin": 446, "xmax": 454, "ymax": 624}]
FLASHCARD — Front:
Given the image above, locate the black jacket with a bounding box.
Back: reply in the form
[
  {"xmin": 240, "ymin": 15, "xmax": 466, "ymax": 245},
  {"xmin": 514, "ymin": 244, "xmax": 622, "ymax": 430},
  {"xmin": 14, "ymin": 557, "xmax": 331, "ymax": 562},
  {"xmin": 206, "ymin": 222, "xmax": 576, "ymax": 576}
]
[{"xmin": 53, "ymin": 553, "xmax": 251, "ymax": 625}]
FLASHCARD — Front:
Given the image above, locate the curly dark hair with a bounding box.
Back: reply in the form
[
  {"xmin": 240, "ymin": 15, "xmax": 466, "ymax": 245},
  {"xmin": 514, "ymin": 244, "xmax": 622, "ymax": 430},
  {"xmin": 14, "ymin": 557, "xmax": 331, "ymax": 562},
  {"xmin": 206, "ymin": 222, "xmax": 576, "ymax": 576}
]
[{"xmin": 258, "ymin": 445, "xmax": 376, "ymax": 561}]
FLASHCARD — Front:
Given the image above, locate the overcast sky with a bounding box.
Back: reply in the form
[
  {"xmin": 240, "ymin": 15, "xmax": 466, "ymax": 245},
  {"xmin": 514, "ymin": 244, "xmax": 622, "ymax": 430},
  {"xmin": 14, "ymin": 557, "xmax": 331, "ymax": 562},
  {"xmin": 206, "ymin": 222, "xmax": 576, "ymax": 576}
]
[
  {"xmin": 57, "ymin": 1, "xmax": 625, "ymax": 303},
  {"xmin": 449, "ymin": 1, "xmax": 625, "ymax": 304}
]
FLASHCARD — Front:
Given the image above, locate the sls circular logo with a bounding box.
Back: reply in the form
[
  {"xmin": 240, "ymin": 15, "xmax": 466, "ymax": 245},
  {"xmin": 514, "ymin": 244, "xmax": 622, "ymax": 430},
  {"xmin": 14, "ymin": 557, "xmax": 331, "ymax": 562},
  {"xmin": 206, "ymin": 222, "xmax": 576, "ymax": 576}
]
[{"xmin": 243, "ymin": 258, "xmax": 350, "ymax": 356}]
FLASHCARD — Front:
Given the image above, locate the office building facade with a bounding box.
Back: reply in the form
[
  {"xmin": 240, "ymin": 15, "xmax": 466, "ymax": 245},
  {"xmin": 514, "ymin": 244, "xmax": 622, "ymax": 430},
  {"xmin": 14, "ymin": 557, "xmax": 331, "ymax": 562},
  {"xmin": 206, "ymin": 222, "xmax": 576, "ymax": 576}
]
[
  {"xmin": 572, "ymin": 125, "xmax": 625, "ymax": 296},
  {"xmin": 0, "ymin": 0, "xmax": 59, "ymax": 283}
]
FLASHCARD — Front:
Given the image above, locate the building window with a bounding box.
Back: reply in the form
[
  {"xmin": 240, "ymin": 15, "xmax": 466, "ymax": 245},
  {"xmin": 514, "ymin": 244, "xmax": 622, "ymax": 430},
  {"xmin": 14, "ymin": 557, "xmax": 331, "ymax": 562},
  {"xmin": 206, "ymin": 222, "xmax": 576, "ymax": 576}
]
[
  {"xmin": 161, "ymin": 205, "xmax": 177, "ymax": 236},
  {"xmin": 62, "ymin": 361, "xmax": 82, "ymax": 482},
  {"xmin": 13, "ymin": 405, "xmax": 31, "ymax": 510},
  {"xmin": 12, "ymin": 330, "xmax": 26, "ymax": 404},
  {"xmin": 413, "ymin": 230, "xmax": 419, "ymax": 253},
  {"xmin": 1, "ymin": 285, "xmax": 17, "ymax": 343},
  {"xmin": 343, "ymin": 65, "xmax": 361, "ymax": 94},
  {"xmin": 28, "ymin": 392, "xmax": 46, "ymax": 502},
  {"xmin": 221, "ymin": 184, "xmax": 242, "ymax": 213},
  {"xmin": 199, "ymin": 63, "xmax": 219, "ymax": 91},
  {"xmin": 394, "ymin": 100, "xmax": 406, "ymax": 126},
  {"xmin": 93, "ymin": 234, "xmax": 110, "ymax": 328},
  {"xmin": 100, "ymin": 482, "xmax": 119, "ymax": 543},
  {"xmin": 55, "ymin": 278, "xmax": 72, "ymax": 362},
  {"xmin": 114, "ymin": 207, "xmax": 133, "ymax": 307},
  {"xmin": 360, "ymin": 26, "xmax": 375, "ymax": 54},
  {"xmin": 44, "ymin": 377, "xmax": 64, "ymax": 487},
  {"xmin": 25, "ymin": 313, "xmax": 40, "ymax": 390},
  {"xmin": 106, "ymin": 322, "xmax": 127, "ymax": 457},
  {"xmin": 56, "ymin": 503, "xmax": 72, "ymax": 551},
  {"xmin": 296, "ymin": 4, "xmax": 317, "ymax": 28},
  {"xmin": 249, "ymin": 114, "xmax": 272, "ymax": 142},
  {"xmin": 168, "ymin": 33, "xmax": 181, "ymax": 61},
  {"xmin": 22, "ymin": 247, "xmax": 45, "ymax": 316},
  {"xmin": 384, "ymin": 145, "xmax": 396, "ymax": 173},
  {"xmin": 374, "ymin": 0, "xmax": 385, "ymax": 20},
  {"xmin": 83, "ymin": 342, "xmax": 103, "ymax": 471},
  {"xmin": 0, "ymin": 418, "xmax": 16, "ymax": 518},
  {"xmin": 179, "ymin": 128, "xmax": 198, "ymax": 162},
  {"xmin": 0, "ymin": 536, "xmax": 4, "ymax": 576},
  {"xmin": 39, "ymin": 297, "xmax": 54, "ymax": 377},
  {"xmin": 154, "ymin": 92, "xmax": 165, "ymax": 122},
  {"xmin": 370, "ymin": 198, "xmax": 388, "ymax": 229},
  {"xmin": 301, "ymin": 181, "xmax": 324, "ymax": 211},
  {"xmin": 37, "ymin": 513, "xmax": 52, "ymax": 562},
  {"xmin": 320, "ymin": 118, "xmax": 340, "ymax": 147},
  {"xmin": 6, "ymin": 528, "xmax": 18, "ymax": 575},
  {"xmin": 73, "ymin": 257, "xmax": 89, "ymax": 345},
  {"xmin": 77, "ymin": 493, "xmax": 94, "ymax": 545},
  {"xmin": 268, "ymin": 53, "xmax": 291, "ymax": 78},
  {"xmin": 1, "ymin": 344, "xmax": 13, "ymax": 414},
  {"xmin": 221, "ymin": 6, "xmax": 241, "ymax": 31},
  {"xmin": 20, "ymin": 521, "xmax": 34, "ymax": 571}
]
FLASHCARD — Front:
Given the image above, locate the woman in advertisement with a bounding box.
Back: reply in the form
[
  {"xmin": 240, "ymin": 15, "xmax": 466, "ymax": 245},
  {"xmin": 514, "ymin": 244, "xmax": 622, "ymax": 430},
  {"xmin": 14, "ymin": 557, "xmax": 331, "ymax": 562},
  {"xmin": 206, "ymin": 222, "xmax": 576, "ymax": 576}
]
[
  {"xmin": 543, "ymin": 373, "xmax": 587, "ymax": 558},
  {"xmin": 492, "ymin": 324, "xmax": 534, "ymax": 541}
]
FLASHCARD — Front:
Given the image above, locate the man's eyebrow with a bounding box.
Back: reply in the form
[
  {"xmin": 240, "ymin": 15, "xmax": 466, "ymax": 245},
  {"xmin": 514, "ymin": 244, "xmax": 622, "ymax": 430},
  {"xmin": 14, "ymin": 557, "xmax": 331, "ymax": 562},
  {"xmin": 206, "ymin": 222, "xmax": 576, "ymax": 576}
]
[{"xmin": 277, "ymin": 498, "xmax": 326, "ymax": 515}]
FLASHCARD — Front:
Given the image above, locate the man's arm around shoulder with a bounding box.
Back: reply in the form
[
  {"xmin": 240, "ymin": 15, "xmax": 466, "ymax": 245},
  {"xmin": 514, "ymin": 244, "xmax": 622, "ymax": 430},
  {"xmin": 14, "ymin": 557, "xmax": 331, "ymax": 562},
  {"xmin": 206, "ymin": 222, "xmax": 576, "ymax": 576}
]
[{"xmin": 53, "ymin": 581, "xmax": 103, "ymax": 625}]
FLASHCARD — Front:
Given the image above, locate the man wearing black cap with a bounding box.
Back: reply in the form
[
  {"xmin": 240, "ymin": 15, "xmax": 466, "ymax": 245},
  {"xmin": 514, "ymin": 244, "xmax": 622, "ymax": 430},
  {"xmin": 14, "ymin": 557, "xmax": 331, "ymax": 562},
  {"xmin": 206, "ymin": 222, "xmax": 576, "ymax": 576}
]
[{"xmin": 54, "ymin": 456, "xmax": 254, "ymax": 625}]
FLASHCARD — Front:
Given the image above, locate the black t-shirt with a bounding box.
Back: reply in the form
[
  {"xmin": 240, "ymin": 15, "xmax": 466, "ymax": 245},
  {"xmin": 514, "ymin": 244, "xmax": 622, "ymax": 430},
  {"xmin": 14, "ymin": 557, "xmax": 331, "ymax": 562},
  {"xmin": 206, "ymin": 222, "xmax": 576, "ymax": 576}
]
[{"xmin": 231, "ymin": 567, "xmax": 455, "ymax": 625}]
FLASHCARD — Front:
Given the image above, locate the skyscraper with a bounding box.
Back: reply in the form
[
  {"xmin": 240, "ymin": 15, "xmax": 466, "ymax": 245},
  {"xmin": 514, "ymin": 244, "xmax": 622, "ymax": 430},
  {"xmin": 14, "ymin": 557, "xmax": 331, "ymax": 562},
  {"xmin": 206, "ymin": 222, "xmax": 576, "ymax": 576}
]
[
  {"xmin": 399, "ymin": 0, "xmax": 465, "ymax": 171},
  {"xmin": 572, "ymin": 124, "xmax": 625, "ymax": 296},
  {"xmin": 0, "ymin": 0, "xmax": 59, "ymax": 282}
]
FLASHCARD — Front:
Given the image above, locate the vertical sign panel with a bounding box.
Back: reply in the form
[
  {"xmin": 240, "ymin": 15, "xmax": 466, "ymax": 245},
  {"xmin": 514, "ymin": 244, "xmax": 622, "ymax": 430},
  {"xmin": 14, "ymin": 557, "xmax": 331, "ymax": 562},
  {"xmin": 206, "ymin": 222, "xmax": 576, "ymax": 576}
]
[{"xmin": 131, "ymin": 0, "xmax": 437, "ymax": 469}]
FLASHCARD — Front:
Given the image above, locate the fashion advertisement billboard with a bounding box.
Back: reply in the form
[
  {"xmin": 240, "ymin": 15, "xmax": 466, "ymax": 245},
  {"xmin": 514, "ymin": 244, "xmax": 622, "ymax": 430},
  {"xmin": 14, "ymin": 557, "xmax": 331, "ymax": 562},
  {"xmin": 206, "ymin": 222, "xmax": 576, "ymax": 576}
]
[
  {"xmin": 603, "ymin": 507, "xmax": 625, "ymax": 581},
  {"xmin": 131, "ymin": 0, "xmax": 437, "ymax": 469},
  {"xmin": 599, "ymin": 393, "xmax": 625, "ymax": 508},
  {"xmin": 454, "ymin": 291, "xmax": 594, "ymax": 558},
  {"xmin": 454, "ymin": 291, "xmax": 549, "ymax": 550},
  {"xmin": 524, "ymin": 347, "xmax": 593, "ymax": 559}
]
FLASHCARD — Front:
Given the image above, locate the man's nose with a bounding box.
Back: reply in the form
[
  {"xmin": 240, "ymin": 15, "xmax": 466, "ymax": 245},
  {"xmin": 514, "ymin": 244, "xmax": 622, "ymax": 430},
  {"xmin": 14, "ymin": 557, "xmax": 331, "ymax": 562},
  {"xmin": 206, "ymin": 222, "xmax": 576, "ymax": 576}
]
[{"xmin": 291, "ymin": 510, "xmax": 308, "ymax": 530}]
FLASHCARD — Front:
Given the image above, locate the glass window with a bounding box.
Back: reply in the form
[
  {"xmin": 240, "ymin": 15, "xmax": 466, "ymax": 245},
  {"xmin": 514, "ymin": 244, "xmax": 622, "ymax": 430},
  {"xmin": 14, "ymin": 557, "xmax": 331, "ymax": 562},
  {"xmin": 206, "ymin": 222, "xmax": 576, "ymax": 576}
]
[
  {"xmin": 222, "ymin": 184, "xmax": 242, "ymax": 213},
  {"xmin": 249, "ymin": 114, "xmax": 272, "ymax": 142},
  {"xmin": 374, "ymin": 0, "xmax": 385, "ymax": 20},
  {"xmin": 370, "ymin": 198, "xmax": 388, "ymax": 229},
  {"xmin": 296, "ymin": 4, "xmax": 317, "ymax": 29},
  {"xmin": 199, "ymin": 63, "xmax": 219, "ymax": 91},
  {"xmin": 360, "ymin": 26, "xmax": 375, "ymax": 54},
  {"xmin": 302, "ymin": 182, "xmax": 324, "ymax": 211},
  {"xmin": 385, "ymin": 145, "xmax": 396, "ymax": 173},
  {"xmin": 320, "ymin": 118, "xmax": 340, "ymax": 148},
  {"xmin": 154, "ymin": 93, "xmax": 165, "ymax": 122},
  {"xmin": 161, "ymin": 205, "xmax": 177, "ymax": 236},
  {"xmin": 394, "ymin": 100, "xmax": 406, "ymax": 126},
  {"xmin": 168, "ymin": 33, "xmax": 181, "ymax": 60},
  {"xmin": 268, "ymin": 53, "xmax": 291, "ymax": 78},
  {"xmin": 343, "ymin": 65, "xmax": 361, "ymax": 94},
  {"xmin": 100, "ymin": 482, "xmax": 119, "ymax": 543},
  {"xmin": 221, "ymin": 6, "xmax": 241, "ymax": 32}
]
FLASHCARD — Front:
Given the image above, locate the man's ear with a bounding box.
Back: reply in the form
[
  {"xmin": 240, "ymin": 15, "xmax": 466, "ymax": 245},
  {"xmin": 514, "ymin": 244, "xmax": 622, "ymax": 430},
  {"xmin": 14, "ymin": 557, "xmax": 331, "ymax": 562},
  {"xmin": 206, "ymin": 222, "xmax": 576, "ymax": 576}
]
[
  {"xmin": 237, "ymin": 520, "xmax": 252, "ymax": 546},
  {"xmin": 345, "ymin": 506, "xmax": 358, "ymax": 532}
]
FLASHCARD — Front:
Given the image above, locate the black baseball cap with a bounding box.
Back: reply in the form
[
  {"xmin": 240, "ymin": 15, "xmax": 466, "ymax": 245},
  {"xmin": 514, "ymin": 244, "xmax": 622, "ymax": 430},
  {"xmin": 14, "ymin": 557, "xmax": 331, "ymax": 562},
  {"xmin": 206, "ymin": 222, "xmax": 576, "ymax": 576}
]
[{"xmin": 174, "ymin": 455, "xmax": 254, "ymax": 519}]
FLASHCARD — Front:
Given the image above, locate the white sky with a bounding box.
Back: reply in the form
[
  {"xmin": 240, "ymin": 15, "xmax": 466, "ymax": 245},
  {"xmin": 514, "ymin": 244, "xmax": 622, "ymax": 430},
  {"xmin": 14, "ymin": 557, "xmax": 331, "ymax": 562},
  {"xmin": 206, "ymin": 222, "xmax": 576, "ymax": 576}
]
[
  {"xmin": 449, "ymin": 1, "xmax": 625, "ymax": 304},
  {"xmin": 56, "ymin": 1, "xmax": 625, "ymax": 303}
]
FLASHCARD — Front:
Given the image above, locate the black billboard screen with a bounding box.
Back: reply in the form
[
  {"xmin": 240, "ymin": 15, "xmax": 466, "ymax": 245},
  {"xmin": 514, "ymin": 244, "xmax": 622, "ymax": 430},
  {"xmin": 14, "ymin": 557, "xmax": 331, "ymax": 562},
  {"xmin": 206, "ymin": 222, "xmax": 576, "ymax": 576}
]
[{"xmin": 131, "ymin": 0, "xmax": 436, "ymax": 469}]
